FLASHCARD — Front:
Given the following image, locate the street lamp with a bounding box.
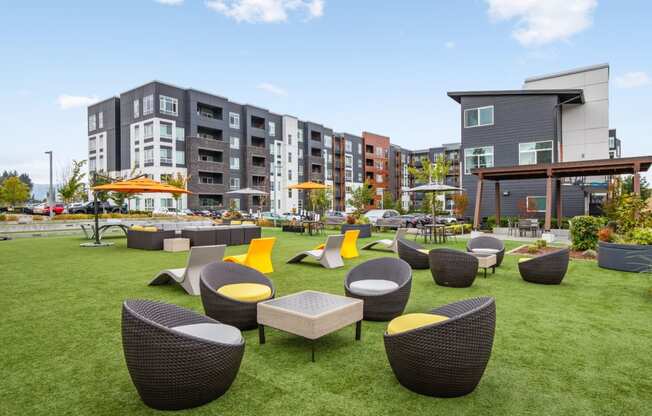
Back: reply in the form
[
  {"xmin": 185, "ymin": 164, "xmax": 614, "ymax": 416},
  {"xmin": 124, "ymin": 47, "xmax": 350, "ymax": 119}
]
[{"xmin": 44, "ymin": 151, "xmax": 53, "ymax": 218}]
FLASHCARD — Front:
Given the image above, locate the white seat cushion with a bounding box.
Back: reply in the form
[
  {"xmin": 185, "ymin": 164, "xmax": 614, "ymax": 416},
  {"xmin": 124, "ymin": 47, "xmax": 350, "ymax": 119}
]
[
  {"xmin": 376, "ymin": 239, "xmax": 393, "ymax": 245},
  {"xmin": 172, "ymin": 323, "xmax": 242, "ymax": 345},
  {"xmin": 306, "ymin": 250, "xmax": 324, "ymax": 258},
  {"xmin": 471, "ymin": 248, "xmax": 500, "ymax": 255},
  {"xmin": 349, "ymin": 279, "xmax": 399, "ymax": 296}
]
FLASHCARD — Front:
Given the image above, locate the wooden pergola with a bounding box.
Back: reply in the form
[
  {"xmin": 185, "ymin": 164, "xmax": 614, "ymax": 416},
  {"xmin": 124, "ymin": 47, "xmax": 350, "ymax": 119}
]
[{"xmin": 471, "ymin": 156, "xmax": 652, "ymax": 231}]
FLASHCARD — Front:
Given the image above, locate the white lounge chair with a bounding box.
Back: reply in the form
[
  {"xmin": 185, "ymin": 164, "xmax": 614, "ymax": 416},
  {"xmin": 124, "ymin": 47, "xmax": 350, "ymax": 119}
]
[
  {"xmin": 287, "ymin": 234, "xmax": 345, "ymax": 269},
  {"xmin": 361, "ymin": 228, "xmax": 408, "ymax": 253},
  {"xmin": 149, "ymin": 245, "xmax": 226, "ymax": 295}
]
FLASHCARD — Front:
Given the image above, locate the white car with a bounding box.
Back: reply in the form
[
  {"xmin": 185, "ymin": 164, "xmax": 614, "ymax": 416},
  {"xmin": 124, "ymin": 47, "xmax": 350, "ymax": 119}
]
[
  {"xmin": 363, "ymin": 209, "xmax": 400, "ymax": 225},
  {"xmin": 153, "ymin": 207, "xmax": 187, "ymax": 216}
]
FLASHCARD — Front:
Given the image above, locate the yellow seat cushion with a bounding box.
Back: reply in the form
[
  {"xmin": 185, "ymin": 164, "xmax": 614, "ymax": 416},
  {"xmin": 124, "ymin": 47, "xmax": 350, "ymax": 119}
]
[
  {"xmin": 518, "ymin": 258, "xmax": 531, "ymax": 263},
  {"xmin": 131, "ymin": 225, "xmax": 145, "ymax": 231},
  {"xmin": 223, "ymin": 254, "xmax": 248, "ymax": 264},
  {"xmin": 230, "ymin": 220, "xmax": 242, "ymax": 225},
  {"xmin": 387, "ymin": 313, "xmax": 449, "ymax": 335},
  {"xmin": 417, "ymin": 249, "xmax": 430, "ymax": 255},
  {"xmin": 217, "ymin": 283, "xmax": 271, "ymax": 302}
]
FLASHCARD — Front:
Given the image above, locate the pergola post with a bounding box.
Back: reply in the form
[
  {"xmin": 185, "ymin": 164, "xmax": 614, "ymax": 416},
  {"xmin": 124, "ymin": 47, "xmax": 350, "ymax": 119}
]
[
  {"xmin": 494, "ymin": 181, "xmax": 501, "ymax": 228},
  {"xmin": 544, "ymin": 171, "xmax": 553, "ymax": 232},
  {"xmin": 555, "ymin": 179, "xmax": 562, "ymax": 229},
  {"xmin": 633, "ymin": 162, "xmax": 641, "ymax": 196},
  {"xmin": 473, "ymin": 174, "xmax": 484, "ymax": 230}
]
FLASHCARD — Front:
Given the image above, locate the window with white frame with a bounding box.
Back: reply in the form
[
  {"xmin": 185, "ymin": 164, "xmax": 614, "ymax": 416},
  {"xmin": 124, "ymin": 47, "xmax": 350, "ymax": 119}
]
[
  {"xmin": 160, "ymin": 147, "xmax": 172, "ymax": 164},
  {"xmin": 160, "ymin": 122, "xmax": 173, "ymax": 138},
  {"xmin": 345, "ymin": 154, "xmax": 353, "ymax": 168},
  {"xmin": 133, "ymin": 125, "xmax": 140, "ymax": 141},
  {"xmin": 357, "ymin": 143, "xmax": 362, "ymax": 154},
  {"xmin": 297, "ymin": 130, "xmax": 303, "ymax": 142},
  {"xmin": 133, "ymin": 99, "xmax": 140, "ymax": 118},
  {"xmin": 89, "ymin": 158, "xmax": 96, "ymax": 171},
  {"xmin": 268, "ymin": 121, "xmax": 276, "ymax": 137},
  {"xmin": 144, "ymin": 122, "xmax": 153, "ymax": 138},
  {"xmin": 298, "ymin": 148, "xmax": 303, "ymax": 159},
  {"xmin": 143, "ymin": 95, "xmax": 154, "ymax": 115},
  {"xmin": 345, "ymin": 140, "xmax": 352, "ymax": 152},
  {"xmin": 230, "ymin": 136, "xmax": 240, "ymax": 150},
  {"xmin": 526, "ymin": 196, "xmax": 546, "ymax": 212},
  {"xmin": 230, "ymin": 156, "xmax": 240, "ymax": 170},
  {"xmin": 144, "ymin": 198, "xmax": 154, "ymax": 211},
  {"xmin": 464, "ymin": 106, "xmax": 494, "ymax": 128},
  {"xmin": 133, "ymin": 148, "xmax": 140, "ymax": 168},
  {"xmin": 345, "ymin": 169, "xmax": 353, "ymax": 182},
  {"xmin": 324, "ymin": 135, "xmax": 332, "ymax": 148},
  {"xmin": 159, "ymin": 95, "xmax": 178, "ymax": 116},
  {"xmin": 519, "ymin": 140, "xmax": 553, "ymax": 165},
  {"xmin": 88, "ymin": 114, "xmax": 96, "ymax": 131},
  {"xmin": 161, "ymin": 198, "xmax": 174, "ymax": 209},
  {"xmin": 230, "ymin": 177, "xmax": 240, "ymax": 190},
  {"xmin": 375, "ymin": 147, "xmax": 384, "ymax": 157},
  {"xmin": 88, "ymin": 137, "xmax": 97, "ymax": 152},
  {"xmin": 98, "ymin": 112, "xmax": 103, "ymax": 129},
  {"xmin": 176, "ymin": 127, "xmax": 185, "ymax": 141},
  {"xmin": 229, "ymin": 112, "xmax": 240, "ymax": 129},
  {"xmin": 144, "ymin": 148, "xmax": 154, "ymax": 164},
  {"xmin": 464, "ymin": 146, "xmax": 494, "ymax": 174},
  {"xmin": 298, "ymin": 164, "xmax": 304, "ymax": 176},
  {"xmin": 176, "ymin": 150, "xmax": 185, "ymax": 165}
]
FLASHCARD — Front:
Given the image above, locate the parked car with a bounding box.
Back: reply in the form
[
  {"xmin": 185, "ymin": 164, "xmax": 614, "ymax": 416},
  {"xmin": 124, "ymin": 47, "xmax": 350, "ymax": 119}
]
[
  {"xmin": 153, "ymin": 207, "xmax": 187, "ymax": 216},
  {"xmin": 69, "ymin": 201, "xmax": 121, "ymax": 214},
  {"xmin": 364, "ymin": 209, "xmax": 400, "ymax": 225},
  {"xmin": 376, "ymin": 211, "xmax": 408, "ymax": 228},
  {"xmin": 435, "ymin": 215, "xmax": 457, "ymax": 225},
  {"xmin": 41, "ymin": 203, "xmax": 66, "ymax": 215},
  {"xmin": 31, "ymin": 203, "xmax": 47, "ymax": 215},
  {"xmin": 282, "ymin": 212, "xmax": 302, "ymax": 221}
]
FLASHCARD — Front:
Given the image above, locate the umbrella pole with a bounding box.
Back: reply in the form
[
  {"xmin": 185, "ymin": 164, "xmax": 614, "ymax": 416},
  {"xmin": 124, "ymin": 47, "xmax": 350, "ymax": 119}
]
[{"xmin": 93, "ymin": 191, "xmax": 100, "ymax": 245}]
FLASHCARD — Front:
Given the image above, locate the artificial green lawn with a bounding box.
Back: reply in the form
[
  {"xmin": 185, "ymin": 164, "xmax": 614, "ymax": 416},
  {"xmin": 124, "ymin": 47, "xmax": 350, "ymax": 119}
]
[{"xmin": 1, "ymin": 229, "xmax": 651, "ymax": 416}]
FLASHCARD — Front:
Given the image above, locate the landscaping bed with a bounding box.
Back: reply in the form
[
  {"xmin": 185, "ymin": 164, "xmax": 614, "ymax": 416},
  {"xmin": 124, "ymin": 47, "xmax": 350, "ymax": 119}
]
[{"xmin": 511, "ymin": 244, "xmax": 594, "ymax": 260}]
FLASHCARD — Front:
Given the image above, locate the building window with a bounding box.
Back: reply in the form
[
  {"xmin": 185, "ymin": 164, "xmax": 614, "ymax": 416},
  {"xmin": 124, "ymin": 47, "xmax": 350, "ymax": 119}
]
[
  {"xmin": 464, "ymin": 106, "xmax": 494, "ymax": 128},
  {"xmin": 288, "ymin": 152, "xmax": 292, "ymax": 163},
  {"xmin": 526, "ymin": 196, "xmax": 546, "ymax": 213},
  {"xmin": 231, "ymin": 198, "xmax": 241, "ymax": 209},
  {"xmin": 229, "ymin": 112, "xmax": 240, "ymax": 129},
  {"xmin": 297, "ymin": 130, "xmax": 303, "ymax": 142},
  {"xmin": 375, "ymin": 147, "xmax": 384, "ymax": 157},
  {"xmin": 464, "ymin": 146, "xmax": 494, "ymax": 174},
  {"xmin": 230, "ymin": 177, "xmax": 240, "ymax": 190},
  {"xmin": 176, "ymin": 127, "xmax": 185, "ymax": 141},
  {"xmin": 298, "ymin": 148, "xmax": 303, "ymax": 159},
  {"xmin": 288, "ymin": 189, "xmax": 292, "ymax": 198},
  {"xmin": 160, "ymin": 122, "xmax": 173, "ymax": 138},
  {"xmin": 345, "ymin": 154, "xmax": 353, "ymax": 168},
  {"xmin": 89, "ymin": 158, "xmax": 96, "ymax": 171},
  {"xmin": 144, "ymin": 198, "xmax": 154, "ymax": 211},
  {"xmin": 144, "ymin": 122, "xmax": 154, "ymax": 138},
  {"xmin": 324, "ymin": 135, "xmax": 332, "ymax": 148},
  {"xmin": 357, "ymin": 143, "xmax": 362, "ymax": 154},
  {"xmin": 287, "ymin": 134, "xmax": 292, "ymax": 145},
  {"xmin": 133, "ymin": 149, "xmax": 140, "ymax": 168},
  {"xmin": 144, "ymin": 148, "xmax": 154, "ymax": 165},
  {"xmin": 519, "ymin": 140, "xmax": 553, "ymax": 165},
  {"xmin": 230, "ymin": 136, "xmax": 240, "ymax": 150},
  {"xmin": 159, "ymin": 95, "xmax": 178, "ymax": 116},
  {"xmin": 298, "ymin": 164, "xmax": 304, "ymax": 176},
  {"xmin": 268, "ymin": 121, "xmax": 276, "ymax": 137},
  {"xmin": 288, "ymin": 170, "xmax": 292, "ymax": 180},
  {"xmin": 88, "ymin": 137, "xmax": 97, "ymax": 152},
  {"xmin": 230, "ymin": 157, "xmax": 240, "ymax": 170},
  {"xmin": 357, "ymin": 159, "xmax": 362, "ymax": 169},
  {"xmin": 176, "ymin": 150, "xmax": 185, "ymax": 165},
  {"xmin": 88, "ymin": 114, "xmax": 96, "ymax": 131},
  {"xmin": 345, "ymin": 140, "xmax": 352, "ymax": 152},
  {"xmin": 98, "ymin": 112, "xmax": 103, "ymax": 129},
  {"xmin": 133, "ymin": 125, "xmax": 140, "ymax": 141},
  {"xmin": 160, "ymin": 147, "xmax": 172, "ymax": 164},
  {"xmin": 143, "ymin": 95, "xmax": 154, "ymax": 115},
  {"xmin": 375, "ymin": 174, "xmax": 384, "ymax": 183},
  {"xmin": 161, "ymin": 198, "xmax": 174, "ymax": 209},
  {"xmin": 133, "ymin": 99, "xmax": 140, "ymax": 118},
  {"xmin": 345, "ymin": 169, "xmax": 353, "ymax": 182}
]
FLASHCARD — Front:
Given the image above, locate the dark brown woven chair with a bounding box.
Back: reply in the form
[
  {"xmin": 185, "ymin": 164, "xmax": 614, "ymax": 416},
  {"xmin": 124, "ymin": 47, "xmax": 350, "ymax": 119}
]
[
  {"xmin": 384, "ymin": 297, "xmax": 496, "ymax": 397},
  {"xmin": 121, "ymin": 300, "xmax": 244, "ymax": 410},
  {"xmin": 344, "ymin": 258, "xmax": 412, "ymax": 321},
  {"xmin": 428, "ymin": 248, "xmax": 479, "ymax": 288},
  {"xmin": 200, "ymin": 261, "xmax": 275, "ymax": 330},
  {"xmin": 466, "ymin": 235, "xmax": 505, "ymax": 267},
  {"xmin": 127, "ymin": 229, "xmax": 175, "ymax": 250},
  {"xmin": 518, "ymin": 248, "xmax": 570, "ymax": 285},
  {"xmin": 397, "ymin": 238, "xmax": 429, "ymax": 269}
]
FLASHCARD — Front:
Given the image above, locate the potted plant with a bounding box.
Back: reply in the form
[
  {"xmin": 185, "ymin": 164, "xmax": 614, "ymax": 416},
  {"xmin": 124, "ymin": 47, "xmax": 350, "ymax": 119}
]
[{"xmin": 342, "ymin": 183, "xmax": 374, "ymax": 238}]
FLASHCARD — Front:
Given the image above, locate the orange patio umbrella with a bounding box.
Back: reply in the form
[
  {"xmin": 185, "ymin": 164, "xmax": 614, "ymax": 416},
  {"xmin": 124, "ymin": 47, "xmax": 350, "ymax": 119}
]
[{"xmin": 287, "ymin": 181, "xmax": 329, "ymax": 190}]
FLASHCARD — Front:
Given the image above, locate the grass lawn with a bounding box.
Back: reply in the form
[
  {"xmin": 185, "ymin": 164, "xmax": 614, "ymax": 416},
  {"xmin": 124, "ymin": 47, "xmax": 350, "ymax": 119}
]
[{"xmin": 1, "ymin": 229, "xmax": 651, "ymax": 415}]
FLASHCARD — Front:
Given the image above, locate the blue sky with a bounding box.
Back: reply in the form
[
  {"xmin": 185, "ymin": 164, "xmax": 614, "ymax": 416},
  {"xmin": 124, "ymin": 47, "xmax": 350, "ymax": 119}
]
[{"xmin": 1, "ymin": 0, "xmax": 651, "ymax": 183}]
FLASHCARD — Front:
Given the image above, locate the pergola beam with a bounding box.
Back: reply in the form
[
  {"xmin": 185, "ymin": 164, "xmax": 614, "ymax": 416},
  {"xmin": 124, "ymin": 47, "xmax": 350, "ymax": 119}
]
[
  {"xmin": 495, "ymin": 181, "xmax": 501, "ymax": 228},
  {"xmin": 473, "ymin": 174, "xmax": 483, "ymax": 230},
  {"xmin": 544, "ymin": 170, "xmax": 553, "ymax": 232}
]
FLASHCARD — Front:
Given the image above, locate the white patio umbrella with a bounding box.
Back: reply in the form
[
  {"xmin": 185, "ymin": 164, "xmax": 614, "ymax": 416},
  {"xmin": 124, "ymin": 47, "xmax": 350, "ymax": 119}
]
[
  {"xmin": 407, "ymin": 183, "xmax": 464, "ymax": 221},
  {"xmin": 226, "ymin": 188, "xmax": 269, "ymax": 220}
]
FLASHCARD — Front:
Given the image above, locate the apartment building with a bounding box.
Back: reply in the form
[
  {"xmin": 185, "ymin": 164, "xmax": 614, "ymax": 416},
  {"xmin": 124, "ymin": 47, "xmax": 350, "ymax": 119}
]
[{"xmin": 449, "ymin": 63, "xmax": 620, "ymax": 219}]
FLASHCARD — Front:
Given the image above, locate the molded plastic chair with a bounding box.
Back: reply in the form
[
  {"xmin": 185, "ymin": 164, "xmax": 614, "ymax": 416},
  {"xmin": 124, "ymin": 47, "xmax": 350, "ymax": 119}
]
[
  {"xmin": 223, "ymin": 237, "xmax": 276, "ymax": 274},
  {"xmin": 149, "ymin": 245, "xmax": 226, "ymax": 295},
  {"xmin": 362, "ymin": 228, "xmax": 408, "ymax": 253},
  {"xmin": 287, "ymin": 234, "xmax": 345, "ymax": 269},
  {"xmin": 315, "ymin": 229, "xmax": 360, "ymax": 259}
]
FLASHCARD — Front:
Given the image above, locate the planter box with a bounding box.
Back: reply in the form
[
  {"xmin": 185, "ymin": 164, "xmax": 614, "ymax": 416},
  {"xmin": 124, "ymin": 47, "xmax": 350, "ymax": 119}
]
[
  {"xmin": 341, "ymin": 223, "xmax": 372, "ymax": 238},
  {"xmin": 282, "ymin": 225, "xmax": 304, "ymax": 233},
  {"xmin": 598, "ymin": 241, "xmax": 652, "ymax": 273}
]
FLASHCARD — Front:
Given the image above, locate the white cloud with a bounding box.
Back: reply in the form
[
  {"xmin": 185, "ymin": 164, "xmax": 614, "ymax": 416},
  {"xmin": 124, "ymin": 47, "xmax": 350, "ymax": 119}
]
[
  {"xmin": 486, "ymin": 0, "xmax": 597, "ymax": 47},
  {"xmin": 257, "ymin": 82, "xmax": 288, "ymax": 96},
  {"xmin": 444, "ymin": 41, "xmax": 455, "ymax": 49},
  {"xmin": 205, "ymin": 0, "xmax": 324, "ymax": 23},
  {"xmin": 57, "ymin": 95, "xmax": 99, "ymax": 110},
  {"xmin": 616, "ymin": 72, "xmax": 650, "ymax": 89},
  {"xmin": 155, "ymin": 0, "xmax": 184, "ymax": 5}
]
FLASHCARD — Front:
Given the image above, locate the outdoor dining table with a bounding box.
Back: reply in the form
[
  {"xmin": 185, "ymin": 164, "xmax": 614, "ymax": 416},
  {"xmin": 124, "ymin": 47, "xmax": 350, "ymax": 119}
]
[
  {"xmin": 302, "ymin": 220, "xmax": 319, "ymax": 236},
  {"xmin": 423, "ymin": 224, "xmax": 447, "ymax": 244}
]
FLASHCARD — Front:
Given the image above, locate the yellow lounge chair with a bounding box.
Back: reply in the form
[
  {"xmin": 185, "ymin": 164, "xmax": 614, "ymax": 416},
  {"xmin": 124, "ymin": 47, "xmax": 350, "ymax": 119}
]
[
  {"xmin": 315, "ymin": 230, "xmax": 360, "ymax": 259},
  {"xmin": 224, "ymin": 237, "xmax": 276, "ymax": 274}
]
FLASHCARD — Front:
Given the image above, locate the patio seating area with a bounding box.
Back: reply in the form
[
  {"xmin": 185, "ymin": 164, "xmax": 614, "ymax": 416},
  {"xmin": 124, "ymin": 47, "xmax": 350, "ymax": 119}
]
[{"xmin": 1, "ymin": 228, "xmax": 651, "ymax": 415}]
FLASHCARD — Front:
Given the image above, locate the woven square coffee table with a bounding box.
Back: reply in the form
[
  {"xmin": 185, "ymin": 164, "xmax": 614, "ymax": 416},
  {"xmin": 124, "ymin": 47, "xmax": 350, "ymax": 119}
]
[
  {"xmin": 470, "ymin": 253, "xmax": 497, "ymax": 278},
  {"xmin": 257, "ymin": 290, "xmax": 363, "ymax": 362}
]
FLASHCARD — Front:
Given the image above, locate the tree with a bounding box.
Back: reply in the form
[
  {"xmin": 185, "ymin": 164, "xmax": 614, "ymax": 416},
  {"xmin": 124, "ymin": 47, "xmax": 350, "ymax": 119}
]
[
  {"xmin": 88, "ymin": 171, "xmax": 111, "ymax": 203},
  {"xmin": 1, "ymin": 170, "xmax": 33, "ymax": 192},
  {"xmin": 382, "ymin": 191, "xmax": 397, "ymax": 211},
  {"xmin": 451, "ymin": 192, "xmax": 469, "ymax": 218},
  {"xmin": 58, "ymin": 160, "xmax": 87, "ymax": 204},
  {"xmin": 408, "ymin": 154, "xmax": 451, "ymax": 217},
  {"xmin": 308, "ymin": 187, "xmax": 333, "ymax": 216},
  {"xmin": 1, "ymin": 176, "xmax": 30, "ymax": 207},
  {"xmin": 622, "ymin": 175, "xmax": 651, "ymax": 200},
  {"xmin": 347, "ymin": 181, "xmax": 375, "ymax": 217},
  {"xmin": 164, "ymin": 173, "xmax": 189, "ymax": 212}
]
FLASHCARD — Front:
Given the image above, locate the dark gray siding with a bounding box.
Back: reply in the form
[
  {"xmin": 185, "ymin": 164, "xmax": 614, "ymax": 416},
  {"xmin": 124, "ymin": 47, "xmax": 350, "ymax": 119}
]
[{"xmin": 88, "ymin": 97, "xmax": 120, "ymax": 172}]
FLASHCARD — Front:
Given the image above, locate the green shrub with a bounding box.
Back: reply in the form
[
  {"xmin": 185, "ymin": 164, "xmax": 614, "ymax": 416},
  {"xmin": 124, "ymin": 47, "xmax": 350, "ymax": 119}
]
[
  {"xmin": 570, "ymin": 215, "xmax": 607, "ymax": 250},
  {"xmin": 535, "ymin": 239, "xmax": 547, "ymax": 249},
  {"xmin": 0, "ymin": 214, "xmax": 6, "ymax": 221},
  {"xmin": 527, "ymin": 245, "xmax": 539, "ymax": 254},
  {"xmin": 629, "ymin": 228, "xmax": 652, "ymax": 245},
  {"xmin": 462, "ymin": 223, "xmax": 472, "ymax": 233}
]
